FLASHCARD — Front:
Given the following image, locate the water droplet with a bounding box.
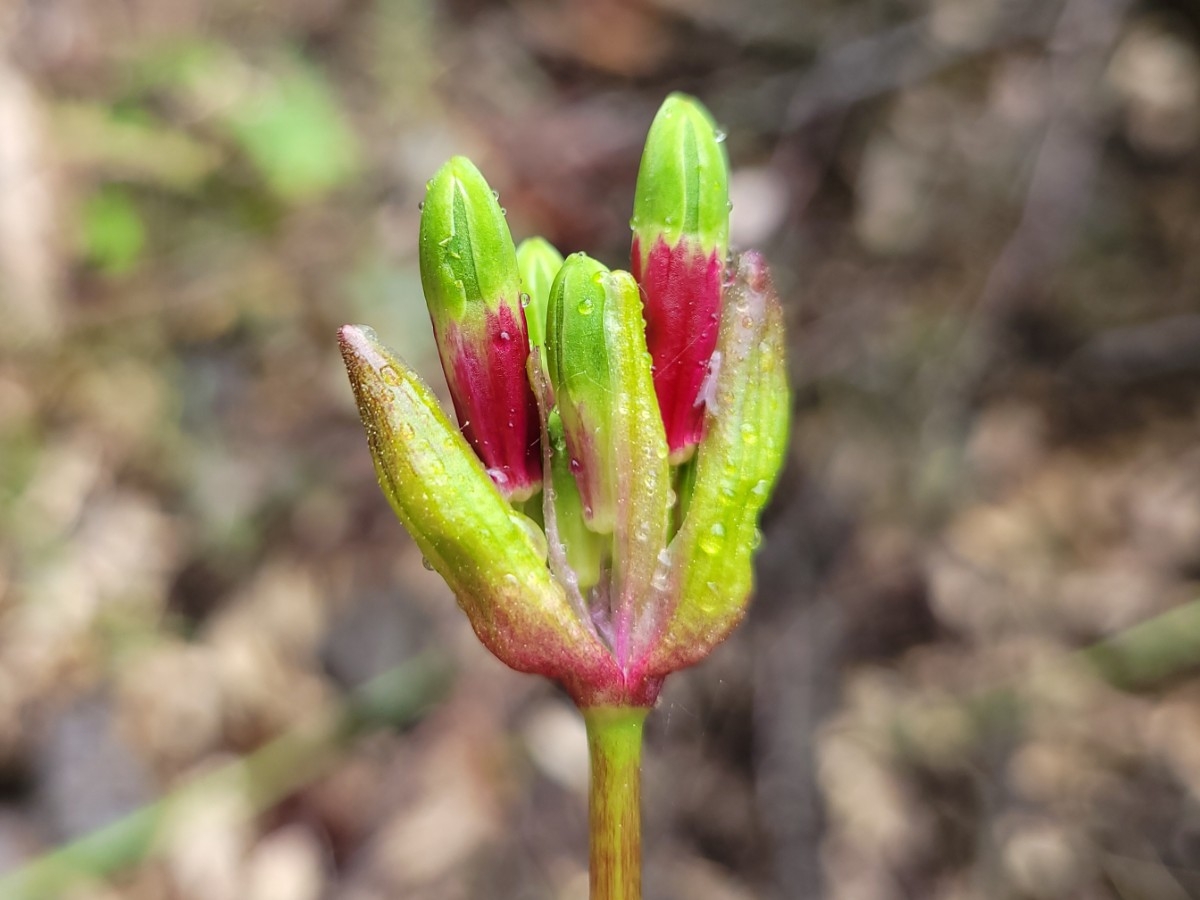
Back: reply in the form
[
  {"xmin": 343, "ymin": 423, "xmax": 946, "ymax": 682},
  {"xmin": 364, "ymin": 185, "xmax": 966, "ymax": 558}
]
[
  {"xmin": 654, "ymin": 444, "xmax": 668, "ymax": 461},
  {"xmin": 499, "ymin": 330, "xmax": 511, "ymax": 341},
  {"xmin": 418, "ymin": 200, "xmax": 425, "ymax": 211},
  {"xmin": 492, "ymin": 189, "xmax": 500, "ymax": 200},
  {"xmin": 651, "ymin": 557, "xmax": 671, "ymax": 591},
  {"xmin": 699, "ymin": 522, "xmax": 726, "ymax": 555},
  {"xmin": 520, "ymin": 292, "xmax": 531, "ymax": 308},
  {"xmin": 741, "ymin": 423, "xmax": 758, "ymax": 445},
  {"xmin": 487, "ymin": 467, "xmax": 510, "ymax": 486},
  {"xmin": 714, "ymin": 127, "xmax": 727, "ymax": 143},
  {"xmin": 569, "ymin": 458, "xmax": 582, "ymax": 473},
  {"xmin": 421, "ymin": 556, "xmax": 434, "ymax": 571},
  {"xmin": 380, "ymin": 365, "xmax": 403, "ymax": 386},
  {"xmin": 726, "ymin": 199, "xmax": 733, "ymax": 211},
  {"xmin": 750, "ymin": 529, "xmax": 763, "ymax": 549},
  {"xmin": 504, "ymin": 573, "xmax": 519, "ymax": 587},
  {"xmin": 511, "ymin": 512, "xmax": 549, "ymax": 562},
  {"xmin": 577, "ymin": 298, "xmax": 594, "ymax": 316},
  {"xmin": 500, "ymin": 207, "xmax": 507, "ymax": 216}
]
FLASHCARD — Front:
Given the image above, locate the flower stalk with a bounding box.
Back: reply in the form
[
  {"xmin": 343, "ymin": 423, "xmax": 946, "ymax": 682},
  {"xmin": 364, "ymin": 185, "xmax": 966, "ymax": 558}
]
[{"xmin": 585, "ymin": 706, "xmax": 648, "ymax": 900}]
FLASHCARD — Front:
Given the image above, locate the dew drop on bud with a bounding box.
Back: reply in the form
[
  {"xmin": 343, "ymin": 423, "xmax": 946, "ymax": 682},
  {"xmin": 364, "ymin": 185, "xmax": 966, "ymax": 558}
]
[
  {"xmin": 569, "ymin": 457, "xmax": 582, "ymax": 473},
  {"xmin": 421, "ymin": 556, "xmax": 434, "ymax": 571},
  {"xmin": 714, "ymin": 127, "xmax": 727, "ymax": 143},
  {"xmin": 492, "ymin": 189, "xmax": 500, "ymax": 200},
  {"xmin": 418, "ymin": 200, "xmax": 425, "ymax": 211},
  {"xmin": 520, "ymin": 292, "xmax": 531, "ymax": 308},
  {"xmin": 577, "ymin": 298, "xmax": 594, "ymax": 316},
  {"xmin": 499, "ymin": 330, "xmax": 511, "ymax": 341},
  {"xmin": 486, "ymin": 467, "xmax": 510, "ymax": 486}
]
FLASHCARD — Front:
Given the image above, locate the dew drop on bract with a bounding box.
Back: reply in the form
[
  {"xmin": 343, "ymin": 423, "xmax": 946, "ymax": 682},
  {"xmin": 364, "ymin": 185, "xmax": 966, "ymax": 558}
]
[
  {"xmin": 520, "ymin": 293, "xmax": 531, "ymax": 308},
  {"xmin": 714, "ymin": 128, "xmax": 727, "ymax": 143},
  {"xmin": 487, "ymin": 467, "xmax": 510, "ymax": 486},
  {"xmin": 499, "ymin": 331, "xmax": 511, "ymax": 341},
  {"xmin": 418, "ymin": 200, "xmax": 425, "ymax": 211},
  {"xmin": 577, "ymin": 298, "xmax": 594, "ymax": 316},
  {"xmin": 698, "ymin": 521, "xmax": 725, "ymax": 556},
  {"xmin": 421, "ymin": 556, "xmax": 434, "ymax": 571}
]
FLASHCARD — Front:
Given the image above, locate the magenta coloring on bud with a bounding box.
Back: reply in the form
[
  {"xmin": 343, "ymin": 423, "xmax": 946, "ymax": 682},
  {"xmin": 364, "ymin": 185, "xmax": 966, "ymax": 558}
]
[
  {"xmin": 435, "ymin": 303, "xmax": 542, "ymax": 499},
  {"xmin": 632, "ymin": 235, "xmax": 724, "ymax": 459}
]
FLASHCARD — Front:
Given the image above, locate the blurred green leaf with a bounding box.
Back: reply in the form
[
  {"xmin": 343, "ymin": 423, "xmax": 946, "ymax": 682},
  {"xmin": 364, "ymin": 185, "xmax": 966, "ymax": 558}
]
[
  {"xmin": 80, "ymin": 186, "xmax": 146, "ymax": 274},
  {"xmin": 223, "ymin": 54, "xmax": 360, "ymax": 202}
]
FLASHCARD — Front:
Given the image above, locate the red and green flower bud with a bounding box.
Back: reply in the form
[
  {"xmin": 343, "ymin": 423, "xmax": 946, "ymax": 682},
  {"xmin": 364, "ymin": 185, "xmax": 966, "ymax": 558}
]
[
  {"xmin": 631, "ymin": 93, "xmax": 730, "ymax": 464},
  {"xmin": 419, "ymin": 156, "xmax": 541, "ymax": 501},
  {"xmin": 516, "ymin": 236, "xmax": 563, "ymax": 352},
  {"xmin": 640, "ymin": 252, "xmax": 790, "ymax": 675},
  {"xmin": 546, "ymin": 254, "xmax": 671, "ymax": 662},
  {"xmin": 338, "ymin": 325, "xmax": 618, "ymax": 692}
]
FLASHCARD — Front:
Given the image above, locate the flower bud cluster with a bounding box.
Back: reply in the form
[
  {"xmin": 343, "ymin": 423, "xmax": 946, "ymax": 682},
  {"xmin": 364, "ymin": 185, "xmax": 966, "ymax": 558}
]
[{"xmin": 340, "ymin": 94, "xmax": 789, "ymax": 708}]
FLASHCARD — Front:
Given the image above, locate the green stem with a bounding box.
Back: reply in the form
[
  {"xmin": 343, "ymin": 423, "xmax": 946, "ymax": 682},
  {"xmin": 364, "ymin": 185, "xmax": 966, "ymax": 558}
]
[{"xmin": 584, "ymin": 705, "xmax": 648, "ymax": 900}]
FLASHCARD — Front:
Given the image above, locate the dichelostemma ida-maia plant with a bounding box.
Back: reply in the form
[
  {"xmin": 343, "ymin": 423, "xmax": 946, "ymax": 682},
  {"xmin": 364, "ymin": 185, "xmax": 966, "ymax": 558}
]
[{"xmin": 339, "ymin": 93, "xmax": 789, "ymax": 900}]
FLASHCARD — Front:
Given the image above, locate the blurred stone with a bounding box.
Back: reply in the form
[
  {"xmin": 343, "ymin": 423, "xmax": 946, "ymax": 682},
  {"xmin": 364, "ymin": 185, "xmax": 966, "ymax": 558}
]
[
  {"xmin": 520, "ymin": 699, "xmax": 588, "ymax": 796},
  {"xmin": 1109, "ymin": 20, "xmax": 1200, "ymax": 159},
  {"xmin": 1127, "ymin": 461, "xmax": 1200, "ymax": 573},
  {"xmin": 162, "ymin": 783, "xmax": 252, "ymax": 900},
  {"xmin": 243, "ymin": 824, "xmax": 326, "ymax": 900},
  {"xmin": 370, "ymin": 731, "xmax": 499, "ymax": 891},
  {"xmin": 729, "ymin": 166, "xmax": 789, "ymax": 248},
  {"xmin": 35, "ymin": 692, "xmax": 153, "ymax": 840},
  {"xmin": 117, "ymin": 642, "xmax": 224, "ymax": 774},
  {"xmin": 853, "ymin": 134, "xmax": 933, "ymax": 256},
  {"xmin": 966, "ymin": 401, "xmax": 1046, "ymax": 495},
  {"xmin": 998, "ymin": 817, "xmax": 1087, "ymax": 900},
  {"xmin": 1059, "ymin": 561, "xmax": 1173, "ymax": 636},
  {"xmin": 322, "ymin": 587, "xmax": 431, "ymax": 690}
]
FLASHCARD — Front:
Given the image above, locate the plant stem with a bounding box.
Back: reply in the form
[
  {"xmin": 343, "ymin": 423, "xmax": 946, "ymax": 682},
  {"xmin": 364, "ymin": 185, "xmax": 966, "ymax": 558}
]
[{"xmin": 584, "ymin": 705, "xmax": 648, "ymax": 900}]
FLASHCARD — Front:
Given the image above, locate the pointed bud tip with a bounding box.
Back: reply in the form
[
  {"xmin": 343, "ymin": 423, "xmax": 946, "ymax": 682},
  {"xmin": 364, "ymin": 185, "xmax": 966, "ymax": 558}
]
[{"xmin": 338, "ymin": 324, "xmax": 382, "ymax": 368}]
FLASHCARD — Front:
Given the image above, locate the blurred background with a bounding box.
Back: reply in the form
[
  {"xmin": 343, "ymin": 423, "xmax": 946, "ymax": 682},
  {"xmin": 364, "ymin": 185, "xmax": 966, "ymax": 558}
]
[{"xmin": 2, "ymin": 0, "xmax": 1200, "ymax": 897}]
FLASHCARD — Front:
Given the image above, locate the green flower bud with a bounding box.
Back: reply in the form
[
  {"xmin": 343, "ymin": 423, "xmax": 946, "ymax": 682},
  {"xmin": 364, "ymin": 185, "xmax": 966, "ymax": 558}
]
[
  {"xmin": 516, "ymin": 236, "xmax": 564, "ymax": 351},
  {"xmin": 630, "ymin": 93, "xmax": 730, "ymax": 461},
  {"xmin": 418, "ymin": 157, "xmax": 541, "ymax": 499}
]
